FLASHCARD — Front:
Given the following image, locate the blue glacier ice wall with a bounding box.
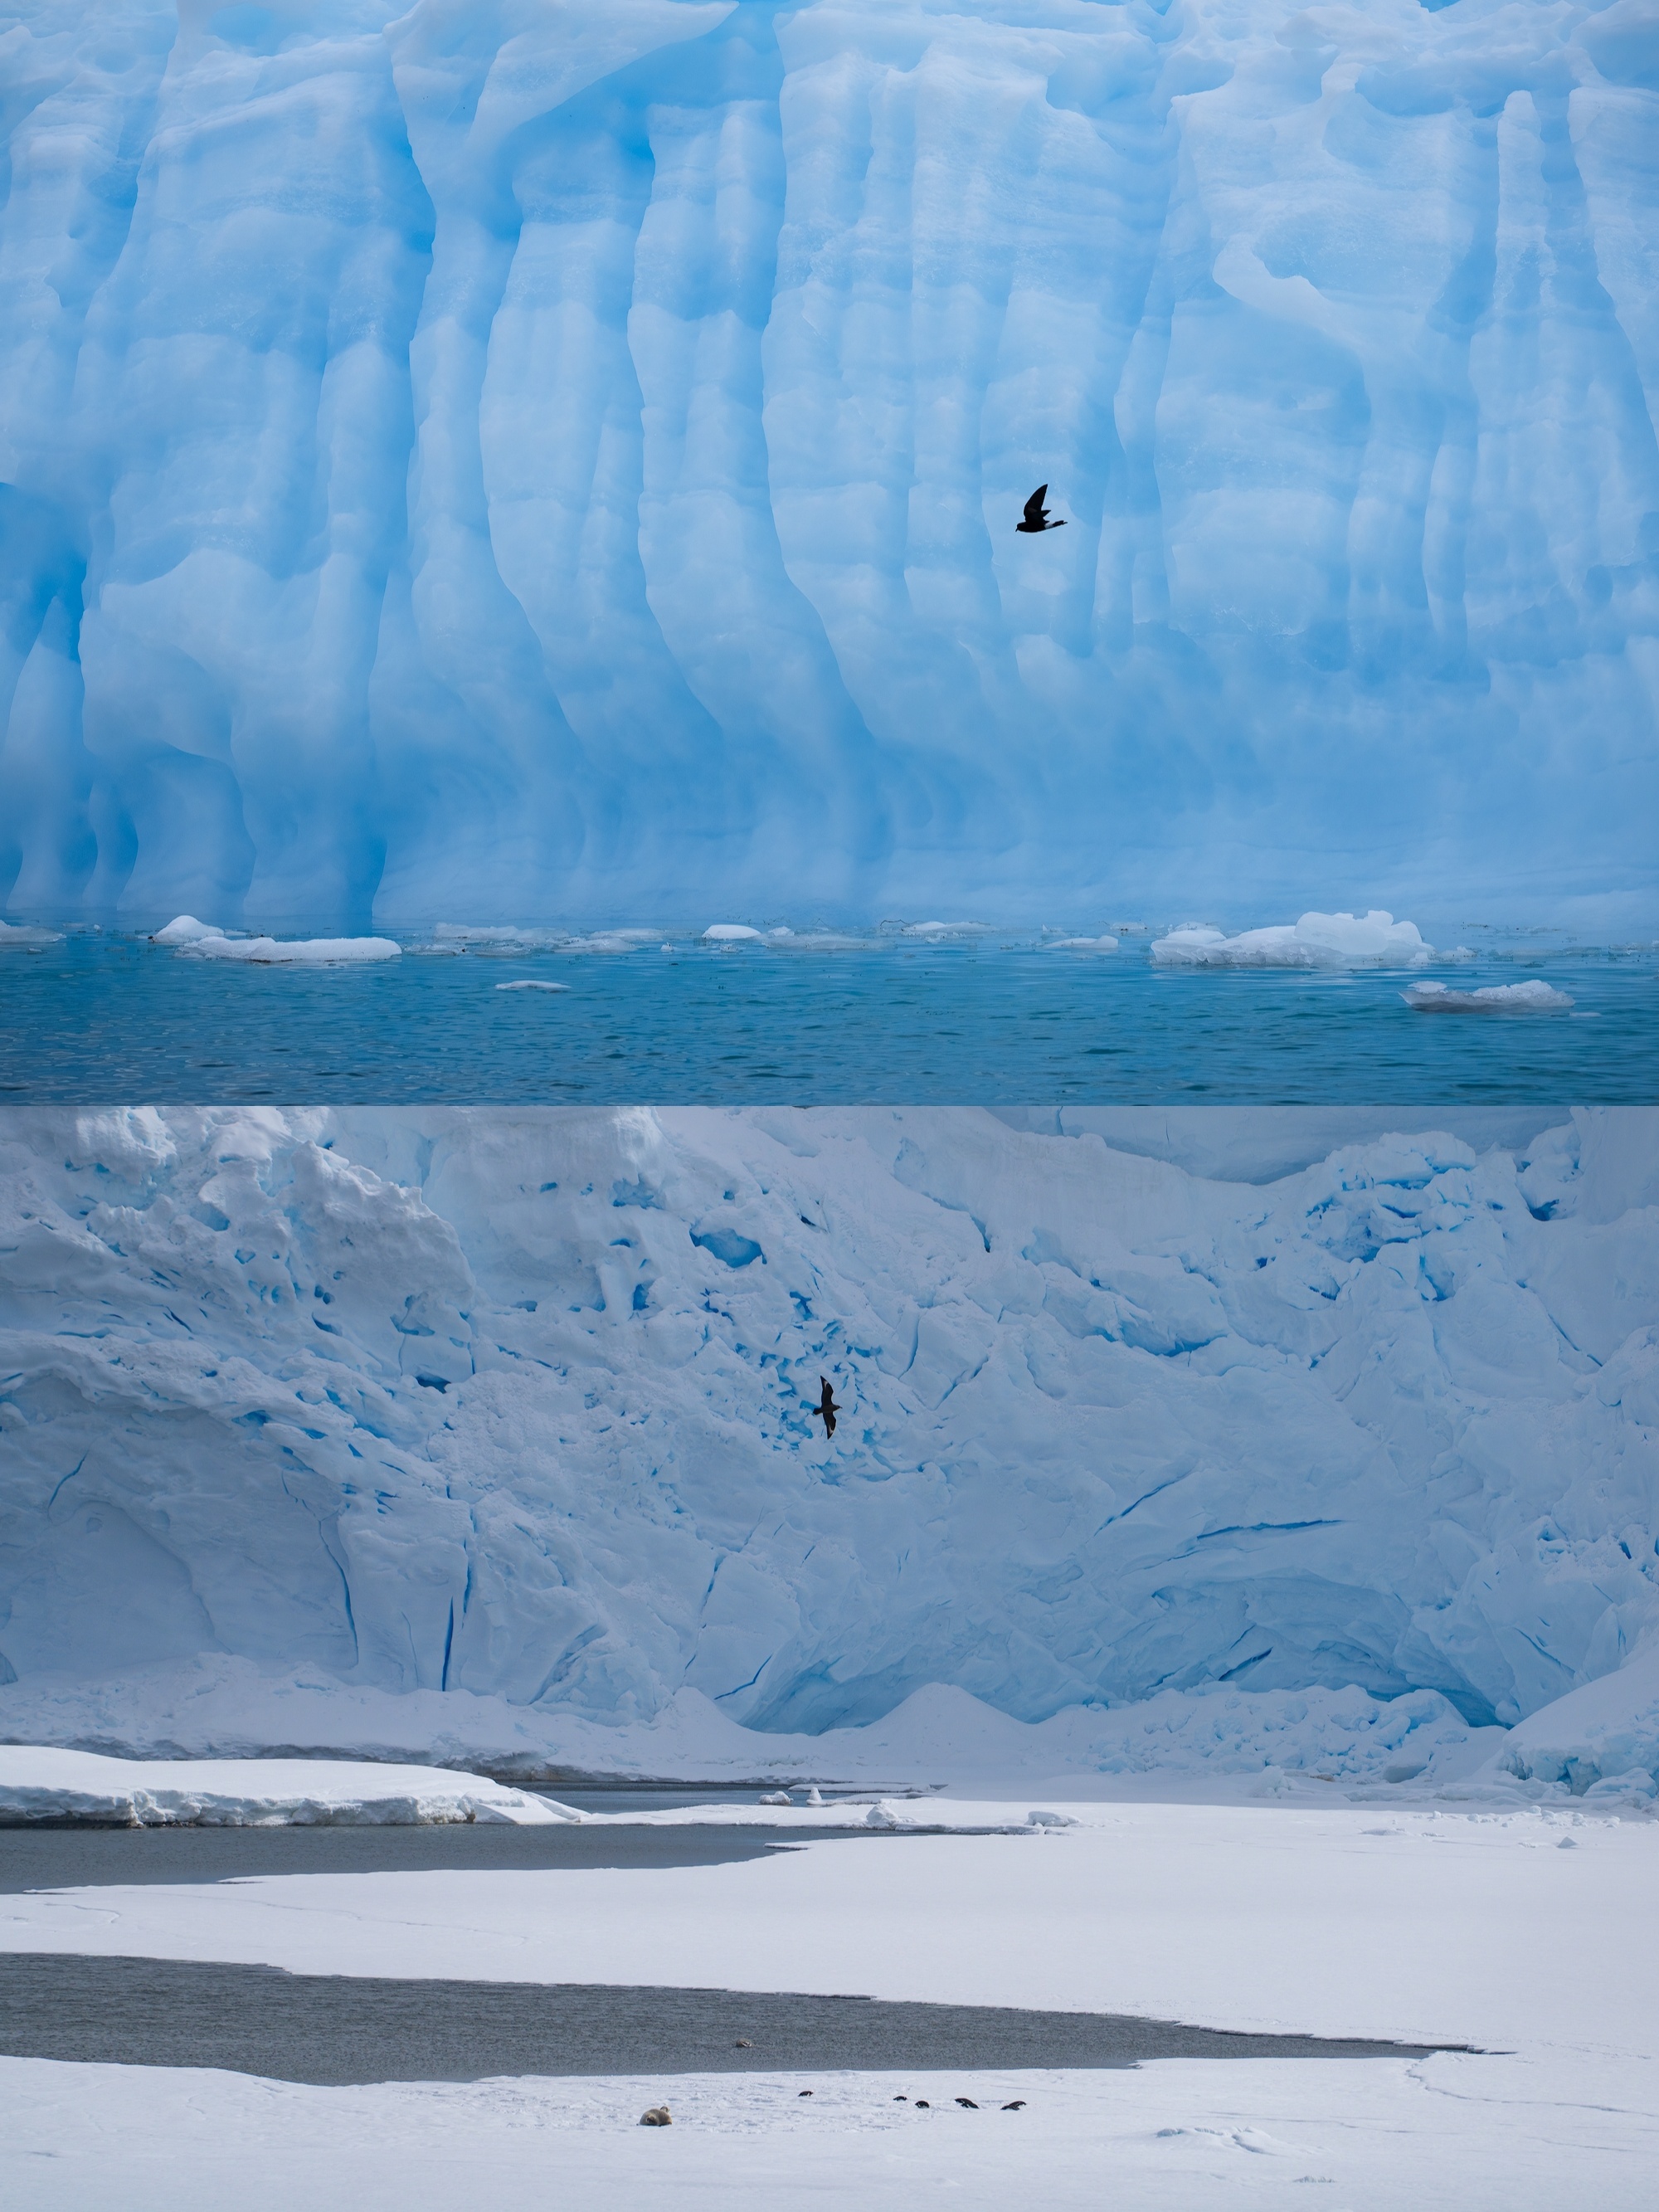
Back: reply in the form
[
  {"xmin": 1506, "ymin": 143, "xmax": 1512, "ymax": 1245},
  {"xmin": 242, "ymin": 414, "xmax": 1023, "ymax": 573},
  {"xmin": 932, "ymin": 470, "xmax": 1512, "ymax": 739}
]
[
  {"xmin": 1, "ymin": 1106, "xmax": 1656, "ymax": 1733},
  {"xmin": 1, "ymin": 0, "xmax": 1657, "ymax": 928}
]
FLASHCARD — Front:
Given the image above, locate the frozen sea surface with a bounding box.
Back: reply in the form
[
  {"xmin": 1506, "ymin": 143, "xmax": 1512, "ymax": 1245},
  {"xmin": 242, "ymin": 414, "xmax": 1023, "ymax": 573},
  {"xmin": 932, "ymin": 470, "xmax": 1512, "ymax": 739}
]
[
  {"xmin": 2, "ymin": 927, "xmax": 1655, "ymax": 1101},
  {"xmin": 2, "ymin": 1806, "xmax": 1654, "ymax": 2210}
]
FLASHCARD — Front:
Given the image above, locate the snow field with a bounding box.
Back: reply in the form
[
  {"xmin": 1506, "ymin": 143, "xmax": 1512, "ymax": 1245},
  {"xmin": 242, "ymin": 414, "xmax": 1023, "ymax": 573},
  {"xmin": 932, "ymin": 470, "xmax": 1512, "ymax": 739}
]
[
  {"xmin": 5, "ymin": 2050, "xmax": 1652, "ymax": 2212},
  {"xmin": 3, "ymin": 1805, "xmax": 1656, "ymax": 2209},
  {"xmin": 4, "ymin": 1810, "xmax": 1649, "ymax": 2055}
]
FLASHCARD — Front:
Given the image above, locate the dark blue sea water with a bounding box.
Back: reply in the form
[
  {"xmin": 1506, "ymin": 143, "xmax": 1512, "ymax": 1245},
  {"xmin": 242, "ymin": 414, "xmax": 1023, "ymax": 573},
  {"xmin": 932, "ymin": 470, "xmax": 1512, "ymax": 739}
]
[{"xmin": 2, "ymin": 925, "xmax": 1655, "ymax": 1104}]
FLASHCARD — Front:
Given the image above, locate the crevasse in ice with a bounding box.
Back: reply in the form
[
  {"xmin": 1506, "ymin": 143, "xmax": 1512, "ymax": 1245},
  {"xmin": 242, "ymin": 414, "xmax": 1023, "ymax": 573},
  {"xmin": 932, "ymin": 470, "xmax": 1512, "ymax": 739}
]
[
  {"xmin": 1, "ymin": 1, "xmax": 1656, "ymax": 925},
  {"xmin": 1, "ymin": 1105, "xmax": 1655, "ymax": 1739}
]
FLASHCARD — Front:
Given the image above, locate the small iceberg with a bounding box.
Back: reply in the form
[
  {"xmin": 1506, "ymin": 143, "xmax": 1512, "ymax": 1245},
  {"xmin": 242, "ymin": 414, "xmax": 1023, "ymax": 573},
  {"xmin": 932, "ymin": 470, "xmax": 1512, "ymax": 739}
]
[
  {"xmin": 434, "ymin": 923, "xmax": 568, "ymax": 947},
  {"xmin": 152, "ymin": 914, "xmax": 226, "ymax": 944},
  {"xmin": 564, "ymin": 930, "xmax": 660, "ymax": 953},
  {"xmin": 1403, "ymin": 978, "xmax": 1574, "ymax": 1012},
  {"xmin": 1047, "ymin": 935, "xmax": 1119, "ymax": 953},
  {"xmin": 0, "ymin": 918, "xmax": 63, "ymax": 945},
  {"xmin": 703, "ymin": 923, "xmax": 763, "ymax": 942},
  {"xmin": 181, "ymin": 934, "xmax": 401, "ymax": 965},
  {"xmin": 1152, "ymin": 910, "xmax": 1433, "ymax": 969},
  {"xmin": 495, "ymin": 979, "xmax": 569, "ymax": 992},
  {"xmin": 436, "ymin": 923, "xmax": 522, "ymax": 940}
]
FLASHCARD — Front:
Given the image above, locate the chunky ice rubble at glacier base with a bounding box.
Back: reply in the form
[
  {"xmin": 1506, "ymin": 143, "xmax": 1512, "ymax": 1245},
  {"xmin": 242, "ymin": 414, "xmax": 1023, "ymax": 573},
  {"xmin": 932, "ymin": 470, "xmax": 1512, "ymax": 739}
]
[
  {"xmin": 2, "ymin": 0, "xmax": 1657, "ymax": 928},
  {"xmin": 1, "ymin": 1105, "xmax": 1657, "ymax": 1795}
]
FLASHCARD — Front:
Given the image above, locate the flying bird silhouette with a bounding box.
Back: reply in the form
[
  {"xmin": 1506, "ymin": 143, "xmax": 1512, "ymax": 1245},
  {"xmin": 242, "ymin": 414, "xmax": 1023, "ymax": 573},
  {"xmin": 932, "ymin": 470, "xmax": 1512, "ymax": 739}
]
[
  {"xmin": 1017, "ymin": 485, "xmax": 1066, "ymax": 533},
  {"xmin": 810, "ymin": 1375, "xmax": 841, "ymax": 1437}
]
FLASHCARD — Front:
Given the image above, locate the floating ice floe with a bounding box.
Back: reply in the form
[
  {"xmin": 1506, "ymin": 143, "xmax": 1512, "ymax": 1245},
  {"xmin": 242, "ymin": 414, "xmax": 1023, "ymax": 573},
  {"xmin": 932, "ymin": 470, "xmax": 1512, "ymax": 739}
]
[
  {"xmin": 181, "ymin": 934, "xmax": 401, "ymax": 964},
  {"xmin": 703, "ymin": 924, "xmax": 763, "ymax": 942},
  {"xmin": 1047, "ymin": 936, "xmax": 1119, "ymax": 953},
  {"xmin": 1152, "ymin": 911, "xmax": 1433, "ymax": 969},
  {"xmin": 150, "ymin": 914, "xmax": 226, "ymax": 944},
  {"xmin": 1404, "ymin": 980, "xmax": 1574, "ymax": 1013},
  {"xmin": 0, "ymin": 1747, "xmax": 581, "ymax": 1826},
  {"xmin": 564, "ymin": 931, "xmax": 661, "ymax": 953},
  {"xmin": 432, "ymin": 924, "xmax": 570, "ymax": 949},
  {"xmin": 495, "ymin": 980, "xmax": 569, "ymax": 992},
  {"xmin": 0, "ymin": 919, "xmax": 62, "ymax": 945},
  {"xmin": 900, "ymin": 921, "xmax": 991, "ymax": 938}
]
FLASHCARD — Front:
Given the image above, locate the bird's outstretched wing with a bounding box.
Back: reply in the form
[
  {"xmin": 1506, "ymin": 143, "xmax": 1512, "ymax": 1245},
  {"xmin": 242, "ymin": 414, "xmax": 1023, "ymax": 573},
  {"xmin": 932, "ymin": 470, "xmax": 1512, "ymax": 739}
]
[{"xmin": 1022, "ymin": 485, "xmax": 1048, "ymax": 527}]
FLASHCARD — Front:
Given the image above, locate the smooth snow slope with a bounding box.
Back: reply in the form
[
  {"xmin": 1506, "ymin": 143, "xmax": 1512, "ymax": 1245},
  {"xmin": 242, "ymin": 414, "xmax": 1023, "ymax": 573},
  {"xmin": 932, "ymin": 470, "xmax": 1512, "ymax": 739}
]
[
  {"xmin": 1, "ymin": 1105, "xmax": 1656, "ymax": 1748},
  {"xmin": 2, "ymin": 1, "xmax": 1657, "ymax": 927}
]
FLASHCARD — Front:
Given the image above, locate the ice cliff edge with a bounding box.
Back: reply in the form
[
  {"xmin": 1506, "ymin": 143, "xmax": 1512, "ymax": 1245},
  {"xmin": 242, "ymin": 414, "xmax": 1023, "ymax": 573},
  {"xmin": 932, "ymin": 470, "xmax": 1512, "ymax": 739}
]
[{"xmin": 2, "ymin": 0, "xmax": 1657, "ymax": 927}]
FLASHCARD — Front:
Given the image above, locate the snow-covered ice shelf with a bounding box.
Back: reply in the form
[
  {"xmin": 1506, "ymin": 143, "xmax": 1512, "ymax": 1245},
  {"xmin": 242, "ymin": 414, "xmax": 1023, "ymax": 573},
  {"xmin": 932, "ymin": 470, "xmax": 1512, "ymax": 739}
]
[
  {"xmin": 1, "ymin": 1, "xmax": 1657, "ymax": 928},
  {"xmin": 0, "ymin": 1747, "xmax": 575, "ymax": 1827}
]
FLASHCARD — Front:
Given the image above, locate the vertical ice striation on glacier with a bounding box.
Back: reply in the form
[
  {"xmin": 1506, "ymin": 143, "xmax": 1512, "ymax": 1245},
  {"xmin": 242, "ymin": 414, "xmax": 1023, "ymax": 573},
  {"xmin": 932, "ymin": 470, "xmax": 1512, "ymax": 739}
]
[{"xmin": 1, "ymin": 1, "xmax": 1657, "ymax": 924}]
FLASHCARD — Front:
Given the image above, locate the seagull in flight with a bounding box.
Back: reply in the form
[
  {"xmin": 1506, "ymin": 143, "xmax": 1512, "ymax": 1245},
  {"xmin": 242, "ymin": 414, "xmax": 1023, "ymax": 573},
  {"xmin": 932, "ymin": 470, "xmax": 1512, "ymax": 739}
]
[
  {"xmin": 810, "ymin": 1375, "xmax": 841, "ymax": 1438},
  {"xmin": 1017, "ymin": 485, "xmax": 1066, "ymax": 534}
]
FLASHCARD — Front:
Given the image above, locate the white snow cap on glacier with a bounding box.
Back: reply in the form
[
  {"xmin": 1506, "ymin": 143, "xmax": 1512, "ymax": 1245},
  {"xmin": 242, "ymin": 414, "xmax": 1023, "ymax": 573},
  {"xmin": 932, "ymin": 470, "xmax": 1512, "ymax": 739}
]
[
  {"xmin": 1, "ymin": 1106, "xmax": 1657, "ymax": 1795},
  {"xmin": 1, "ymin": 0, "xmax": 1657, "ymax": 929}
]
